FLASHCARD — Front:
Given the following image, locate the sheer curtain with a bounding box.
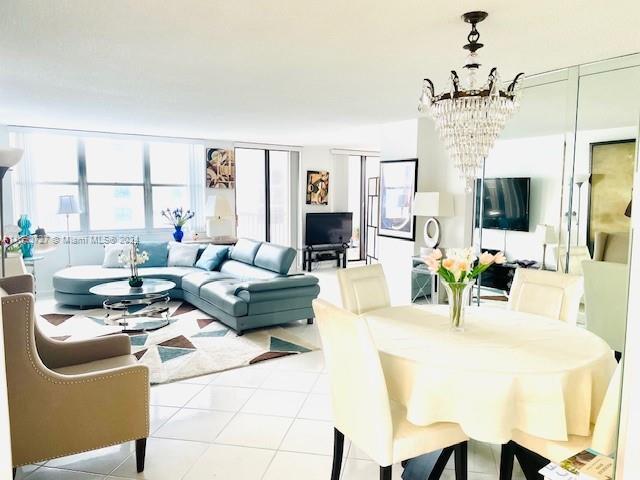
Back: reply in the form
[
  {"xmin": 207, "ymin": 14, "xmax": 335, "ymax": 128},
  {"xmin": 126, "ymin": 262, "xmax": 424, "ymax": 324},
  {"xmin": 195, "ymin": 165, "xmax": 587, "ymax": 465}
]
[
  {"xmin": 188, "ymin": 144, "xmax": 206, "ymax": 232},
  {"xmin": 9, "ymin": 132, "xmax": 37, "ymax": 225}
]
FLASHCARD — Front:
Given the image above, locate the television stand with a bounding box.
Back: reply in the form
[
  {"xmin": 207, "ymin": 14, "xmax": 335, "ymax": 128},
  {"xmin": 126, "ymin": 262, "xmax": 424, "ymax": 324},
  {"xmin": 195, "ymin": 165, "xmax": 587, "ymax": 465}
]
[{"xmin": 303, "ymin": 244, "xmax": 348, "ymax": 272}]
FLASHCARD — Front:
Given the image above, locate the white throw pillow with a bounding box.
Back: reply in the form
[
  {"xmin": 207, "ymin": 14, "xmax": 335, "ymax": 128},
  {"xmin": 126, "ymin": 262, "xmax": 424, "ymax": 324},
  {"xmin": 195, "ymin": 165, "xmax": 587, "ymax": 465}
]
[
  {"xmin": 167, "ymin": 242, "xmax": 200, "ymax": 267},
  {"xmin": 103, "ymin": 244, "xmax": 129, "ymax": 268}
]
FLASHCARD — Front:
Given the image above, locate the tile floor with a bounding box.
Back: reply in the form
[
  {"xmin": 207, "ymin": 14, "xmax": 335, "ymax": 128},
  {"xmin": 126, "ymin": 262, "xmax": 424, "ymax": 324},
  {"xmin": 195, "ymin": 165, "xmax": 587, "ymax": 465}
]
[{"xmin": 20, "ymin": 266, "xmax": 527, "ymax": 479}]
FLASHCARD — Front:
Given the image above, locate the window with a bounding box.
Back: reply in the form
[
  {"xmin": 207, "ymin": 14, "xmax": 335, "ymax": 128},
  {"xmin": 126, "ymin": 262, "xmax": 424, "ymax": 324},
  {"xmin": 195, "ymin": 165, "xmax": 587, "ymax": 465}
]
[{"xmin": 10, "ymin": 130, "xmax": 200, "ymax": 232}]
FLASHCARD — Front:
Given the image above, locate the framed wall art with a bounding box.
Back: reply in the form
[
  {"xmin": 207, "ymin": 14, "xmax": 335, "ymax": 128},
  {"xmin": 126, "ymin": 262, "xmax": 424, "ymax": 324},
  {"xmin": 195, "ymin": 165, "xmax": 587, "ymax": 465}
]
[
  {"xmin": 206, "ymin": 148, "xmax": 235, "ymax": 188},
  {"xmin": 378, "ymin": 158, "xmax": 418, "ymax": 241},
  {"xmin": 306, "ymin": 170, "xmax": 329, "ymax": 205}
]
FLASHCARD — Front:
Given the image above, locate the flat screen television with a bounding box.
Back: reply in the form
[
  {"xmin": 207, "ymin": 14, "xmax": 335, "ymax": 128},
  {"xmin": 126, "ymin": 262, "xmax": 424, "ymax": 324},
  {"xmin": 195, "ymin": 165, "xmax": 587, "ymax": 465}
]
[
  {"xmin": 474, "ymin": 177, "xmax": 530, "ymax": 232},
  {"xmin": 305, "ymin": 212, "xmax": 353, "ymax": 246}
]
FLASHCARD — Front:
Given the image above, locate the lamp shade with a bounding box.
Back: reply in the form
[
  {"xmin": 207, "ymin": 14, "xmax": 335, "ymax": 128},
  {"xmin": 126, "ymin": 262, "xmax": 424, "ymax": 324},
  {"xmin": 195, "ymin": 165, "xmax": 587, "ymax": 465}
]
[
  {"xmin": 535, "ymin": 224, "xmax": 555, "ymax": 245},
  {"xmin": 206, "ymin": 195, "xmax": 233, "ymax": 218},
  {"xmin": 413, "ymin": 192, "xmax": 454, "ymax": 217},
  {"xmin": 574, "ymin": 173, "xmax": 591, "ymax": 185},
  {"xmin": 0, "ymin": 148, "xmax": 23, "ymax": 168},
  {"xmin": 56, "ymin": 195, "xmax": 80, "ymax": 215}
]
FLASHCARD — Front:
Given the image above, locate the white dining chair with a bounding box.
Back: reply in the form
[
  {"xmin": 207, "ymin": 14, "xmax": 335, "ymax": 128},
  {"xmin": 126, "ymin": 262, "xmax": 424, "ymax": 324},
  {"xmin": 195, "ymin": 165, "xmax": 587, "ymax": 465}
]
[
  {"xmin": 508, "ymin": 268, "xmax": 583, "ymax": 324},
  {"xmin": 499, "ymin": 363, "xmax": 622, "ymax": 479},
  {"xmin": 337, "ymin": 264, "xmax": 391, "ymax": 314},
  {"xmin": 312, "ymin": 299, "xmax": 469, "ymax": 480}
]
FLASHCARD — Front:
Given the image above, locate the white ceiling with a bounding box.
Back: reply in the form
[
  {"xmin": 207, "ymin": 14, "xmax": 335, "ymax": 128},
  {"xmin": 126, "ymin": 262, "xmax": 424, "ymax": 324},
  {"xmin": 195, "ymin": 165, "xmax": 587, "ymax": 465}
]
[{"xmin": 1, "ymin": 0, "xmax": 639, "ymax": 149}]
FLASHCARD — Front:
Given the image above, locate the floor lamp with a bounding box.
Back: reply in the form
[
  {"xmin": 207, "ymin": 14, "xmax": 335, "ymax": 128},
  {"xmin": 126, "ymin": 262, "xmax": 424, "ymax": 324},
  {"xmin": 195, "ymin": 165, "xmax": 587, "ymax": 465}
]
[
  {"xmin": 0, "ymin": 148, "xmax": 24, "ymax": 278},
  {"xmin": 574, "ymin": 173, "xmax": 590, "ymax": 245},
  {"xmin": 56, "ymin": 195, "xmax": 80, "ymax": 267}
]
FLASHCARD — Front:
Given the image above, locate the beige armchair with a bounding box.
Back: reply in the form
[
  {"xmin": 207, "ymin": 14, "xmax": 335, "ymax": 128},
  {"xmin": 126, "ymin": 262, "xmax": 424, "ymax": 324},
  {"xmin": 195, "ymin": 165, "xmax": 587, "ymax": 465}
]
[{"xmin": 0, "ymin": 275, "xmax": 149, "ymax": 477}]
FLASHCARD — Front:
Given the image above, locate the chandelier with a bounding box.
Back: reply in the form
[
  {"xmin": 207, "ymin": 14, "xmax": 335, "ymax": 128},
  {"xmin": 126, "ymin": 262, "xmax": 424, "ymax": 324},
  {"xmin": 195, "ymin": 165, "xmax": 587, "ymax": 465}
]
[{"xmin": 418, "ymin": 11, "xmax": 524, "ymax": 191}]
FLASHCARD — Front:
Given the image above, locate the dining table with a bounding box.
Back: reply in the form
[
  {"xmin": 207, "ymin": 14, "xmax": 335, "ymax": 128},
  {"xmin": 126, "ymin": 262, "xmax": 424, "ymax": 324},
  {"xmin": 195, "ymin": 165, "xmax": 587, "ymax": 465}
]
[{"xmin": 364, "ymin": 304, "xmax": 617, "ymax": 445}]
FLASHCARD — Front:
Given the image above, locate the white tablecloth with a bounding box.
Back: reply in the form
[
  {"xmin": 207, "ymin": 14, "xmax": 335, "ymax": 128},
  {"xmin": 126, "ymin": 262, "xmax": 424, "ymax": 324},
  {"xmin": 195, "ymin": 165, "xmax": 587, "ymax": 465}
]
[{"xmin": 365, "ymin": 305, "xmax": 617, "ymax": 444}]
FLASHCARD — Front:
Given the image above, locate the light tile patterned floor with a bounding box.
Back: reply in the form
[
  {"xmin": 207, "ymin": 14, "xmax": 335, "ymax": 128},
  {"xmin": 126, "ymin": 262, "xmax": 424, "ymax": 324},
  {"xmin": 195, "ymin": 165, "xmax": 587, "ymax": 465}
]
[{"xmin": 22, "ymin": 267, "xmax": 528, "ymax": 479}]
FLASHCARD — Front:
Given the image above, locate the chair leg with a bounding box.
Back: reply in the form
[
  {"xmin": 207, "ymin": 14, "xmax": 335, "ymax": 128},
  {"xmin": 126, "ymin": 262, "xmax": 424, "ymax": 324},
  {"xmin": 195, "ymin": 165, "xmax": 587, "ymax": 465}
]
[
  {"xmin": 454, "ymin": 441, "xmax": 468, "ymax": 480},
  {"xmin": 499, "ymin": 443, "xmax": 515, "ymax": 480},
  {"xmin": 380, "ymin": 465, "xmax": 392, "ymax": 480},
  {"xmin": 136, "ymin": 438, "xmax": 147, "ymax": 473},
  {"xmin": 331, "ymin": 428, "xmax": 345, "ymax": 480},
  {"xmin": 13, "ymin": 468, "xmax": 16, "ymax": 479},
  {"xmin": 512, "ymin": 443, "xmax": 548, "ymax": 480},
  {"xmin": 428, "ymin": 446, "xmax": 455, "ymax": 480},
  {"xmin": 307, "ymin": 318, "xmax": 314, "ymax": 324}
]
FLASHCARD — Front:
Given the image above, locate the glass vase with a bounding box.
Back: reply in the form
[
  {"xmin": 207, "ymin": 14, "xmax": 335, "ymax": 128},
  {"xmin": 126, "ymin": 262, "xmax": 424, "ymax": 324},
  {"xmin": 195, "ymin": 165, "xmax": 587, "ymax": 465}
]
[{"xmin": 443, "ymin": 282, "xmax": 473, "ymax": 331}]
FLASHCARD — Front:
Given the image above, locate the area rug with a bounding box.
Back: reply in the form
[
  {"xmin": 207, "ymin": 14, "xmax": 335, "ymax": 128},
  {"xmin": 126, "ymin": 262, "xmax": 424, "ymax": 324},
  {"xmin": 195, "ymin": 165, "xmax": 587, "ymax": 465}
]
[{"xmin": 38, "ymin": 301, "xmax": 319, "ymax": 384}]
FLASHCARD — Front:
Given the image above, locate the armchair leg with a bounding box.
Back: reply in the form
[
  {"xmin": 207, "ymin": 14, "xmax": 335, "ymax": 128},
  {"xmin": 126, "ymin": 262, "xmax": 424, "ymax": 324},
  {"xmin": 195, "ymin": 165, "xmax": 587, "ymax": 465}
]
[
  {"xmin": 380, "ymin": 465, "xmax": 392, "ymax": 480},
  {"xmin": 13, "ymin": 468, "xmax": 16, "ymax": 479},
  {"xmin": 307, "ymin": 318, "xmax": 314, "ymax": 324},
  {"xmin": 499, "ymin": 443, "xmax": 515, "ymax": 480},
  {"xmin": 454, "ymin": 441, "xmax": 468, "ymax": 480},
  {"xmin": 136, "ymin": 438, "xmax": 147, "ymax": 473},
  {"xmin": 331, "ymin": 428, "xmax": 345, "ymax": 480}
]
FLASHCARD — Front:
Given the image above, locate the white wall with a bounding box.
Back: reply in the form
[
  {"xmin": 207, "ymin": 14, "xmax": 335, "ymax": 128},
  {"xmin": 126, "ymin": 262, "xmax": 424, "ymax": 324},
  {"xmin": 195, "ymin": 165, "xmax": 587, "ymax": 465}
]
[
  {"xmin": 377, "ymin": 119, "xmax": 418, "ymax": 305},
  {"xmin": 298, "ymin": 146, "xmax": 349, "ymax": 249}
]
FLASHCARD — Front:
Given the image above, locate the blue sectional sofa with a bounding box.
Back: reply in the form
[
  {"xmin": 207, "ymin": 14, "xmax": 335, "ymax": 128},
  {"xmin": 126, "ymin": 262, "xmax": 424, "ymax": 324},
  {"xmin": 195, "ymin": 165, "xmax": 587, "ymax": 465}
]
[{"xmin": 53, "ymin": 239, "xmax": 320, "ymax": 335}]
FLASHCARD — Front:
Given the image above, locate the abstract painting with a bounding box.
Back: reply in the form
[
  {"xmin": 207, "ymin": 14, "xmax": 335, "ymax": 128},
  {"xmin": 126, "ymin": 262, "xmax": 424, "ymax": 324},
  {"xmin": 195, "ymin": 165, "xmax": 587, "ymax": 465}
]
[
  {"xmin": 206, "ymin": 148, "xmax": 235, "ymax": 188},
  {"xmin": 306, "ymin": 170, "xmax": 329, "ymax": 205},
  {"xmin": 378, "ymin": 159, "xmax": 417, "ymax": 241},
  {"xmin": 587, "ymin": 139, "xmax": 635, "ymax": 249}
]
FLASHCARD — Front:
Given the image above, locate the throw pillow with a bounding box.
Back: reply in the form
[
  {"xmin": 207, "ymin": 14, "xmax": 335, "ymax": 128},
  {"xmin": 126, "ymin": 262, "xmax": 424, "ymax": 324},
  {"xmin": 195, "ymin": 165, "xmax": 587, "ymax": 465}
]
[
  {"xmin": 102, "ymin": 244, "xmax": 129, "ymax": 268},
  {"xmin": 195, "ymin": 245, "xmax": 230, "ymax": 271},
  {"xmin": 138, "ymin": 241, "xmax": 169, "ymax": 268},
  {"xmin": 167, "ymin": 242, "xmax": 201, "ymax": 267}
]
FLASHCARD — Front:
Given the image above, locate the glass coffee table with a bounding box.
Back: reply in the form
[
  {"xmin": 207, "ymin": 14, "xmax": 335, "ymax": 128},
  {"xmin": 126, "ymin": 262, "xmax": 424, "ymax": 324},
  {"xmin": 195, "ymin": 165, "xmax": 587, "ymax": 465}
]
[{"xmin": 89, "ymin": 279, "xmax": 176, "ymax": 332}]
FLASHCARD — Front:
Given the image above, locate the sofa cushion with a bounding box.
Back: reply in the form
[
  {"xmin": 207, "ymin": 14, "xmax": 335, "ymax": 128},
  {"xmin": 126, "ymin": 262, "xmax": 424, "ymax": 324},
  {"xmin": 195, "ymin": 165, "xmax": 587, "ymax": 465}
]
[
  {"xmin": 102, "ymin": 244, "xmax": 128, "ymax": 268},
  {"xmin": 168, "ymin": 242, "xmax": 201, "ymax": 267},
  {"xmin": 195, "ymin": 245, "xmax": 230, "ymax": 271},
  {"xmin": 219, "ymin": 260, "xmax": 281, "ymax": 281},
  {"xmin": 229, "ymin": 238, "xmax": 261, "ymax": 264},
  {"xmin": 182, "ymin": 271, "xmax": 234, "ymax": 296},
  {"xmin": 139, "ymin": 241, "xmax": 168, "ymax": 267},
  {"xmin": 53, "ymin": 265, "xmax": 201, "ymax": 293},
  {"xmin": 199, "ymin": 281, "xmax": 248, "ymax": 316},
  {"xmin": 254, "ymin": 243, "xmax": 296, "ymax": 274}
]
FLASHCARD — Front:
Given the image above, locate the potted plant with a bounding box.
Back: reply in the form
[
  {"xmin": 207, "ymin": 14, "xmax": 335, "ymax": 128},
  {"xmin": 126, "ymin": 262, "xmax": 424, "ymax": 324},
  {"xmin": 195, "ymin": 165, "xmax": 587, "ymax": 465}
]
[
  {"xmin": 161, "ymin": 208, "xmax": 195, "ymax": 242},
  {"xmin": 119, "ymin": 240, "xmax": 149, "ymax": 288},
  {"xmin": 424, "ymin": 248, "xmax": 505, "ymax": 331}
]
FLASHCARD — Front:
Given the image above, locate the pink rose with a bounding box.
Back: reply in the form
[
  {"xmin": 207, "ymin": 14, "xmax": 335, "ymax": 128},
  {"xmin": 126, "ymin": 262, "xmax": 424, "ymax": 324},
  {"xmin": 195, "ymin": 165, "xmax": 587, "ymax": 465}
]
[
  {"xmin": 494, "ymin": 252, "xmax": 506, "ymax": 264},
  {"xmin": 479, "ymin": 252, "xmax": 494, "ymax": 265}
]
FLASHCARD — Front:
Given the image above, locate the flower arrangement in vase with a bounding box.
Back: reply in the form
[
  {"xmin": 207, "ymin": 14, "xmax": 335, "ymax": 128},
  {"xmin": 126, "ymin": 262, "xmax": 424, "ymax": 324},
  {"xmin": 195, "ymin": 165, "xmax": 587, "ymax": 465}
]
[
  {"xmin": 119, "ymin": 240, "xmax": 149, "ymax": 288},
  {"xmin": 161, "ymin": 208, "xmax": 195, "ymax": 242},
  {"xmin": 424, "ymin": 248, "xmax": 505, "ymax": 331}
]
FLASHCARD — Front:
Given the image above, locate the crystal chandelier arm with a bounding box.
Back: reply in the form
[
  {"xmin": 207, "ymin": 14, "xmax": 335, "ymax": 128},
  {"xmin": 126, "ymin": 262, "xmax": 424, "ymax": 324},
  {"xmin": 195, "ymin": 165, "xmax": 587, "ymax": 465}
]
[{"xmin": 507, "ymin": 73, "xmax": 525, "ymax": 93}]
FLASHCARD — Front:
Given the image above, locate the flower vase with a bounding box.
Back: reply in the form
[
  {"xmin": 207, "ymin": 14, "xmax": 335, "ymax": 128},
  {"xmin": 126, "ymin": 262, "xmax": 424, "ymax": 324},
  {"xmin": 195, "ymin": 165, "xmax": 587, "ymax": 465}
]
[
  {"xmin": 173, "ymin": 225, "xmax": 184, "ymax": 242},
  {"xmin": 443, "ymin": 282, "xmax": 473, "ymax": 331},
  {"xmin": 17, "ymin": 214, "xmax": 34, "ymax": 258},
  {"xmin": 128, "ymin": 276, "xmax": 143, "ymax": 288}
]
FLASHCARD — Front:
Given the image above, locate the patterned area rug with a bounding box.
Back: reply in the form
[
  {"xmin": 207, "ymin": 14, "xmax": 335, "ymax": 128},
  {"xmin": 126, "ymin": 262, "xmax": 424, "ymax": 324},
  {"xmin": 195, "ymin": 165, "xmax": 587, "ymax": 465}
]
[{"xmin": 39, "ymin": 301, "xmax": 319, "ymax": 384}]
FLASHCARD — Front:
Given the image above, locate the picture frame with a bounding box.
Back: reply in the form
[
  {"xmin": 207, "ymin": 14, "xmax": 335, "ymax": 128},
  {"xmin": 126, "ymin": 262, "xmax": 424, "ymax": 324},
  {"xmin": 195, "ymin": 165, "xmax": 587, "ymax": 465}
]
[
  {"xmin": 306, "ymin": 170, "xmax": 330, "ymax": 205},
  {"xmin": 378, "ymin": 159, "xmax": 418, "ymax": 241},
  {"xmin": 206, "ymin": 148, "xmax": 235, "ymax": 188}
]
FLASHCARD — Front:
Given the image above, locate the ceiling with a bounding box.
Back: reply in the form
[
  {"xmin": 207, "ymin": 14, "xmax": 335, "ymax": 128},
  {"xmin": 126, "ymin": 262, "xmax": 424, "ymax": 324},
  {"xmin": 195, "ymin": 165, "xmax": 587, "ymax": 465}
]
[{"xmin": 1, "ymin": 1, "xmax": 639, "ymax": 149}]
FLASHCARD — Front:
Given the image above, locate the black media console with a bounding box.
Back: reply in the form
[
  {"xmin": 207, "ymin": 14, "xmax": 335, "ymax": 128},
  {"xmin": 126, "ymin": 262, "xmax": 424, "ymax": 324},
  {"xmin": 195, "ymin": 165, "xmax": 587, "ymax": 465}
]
[{"xmin": 303, "ymin": 244, "xmax": 348, "ymax": 272}]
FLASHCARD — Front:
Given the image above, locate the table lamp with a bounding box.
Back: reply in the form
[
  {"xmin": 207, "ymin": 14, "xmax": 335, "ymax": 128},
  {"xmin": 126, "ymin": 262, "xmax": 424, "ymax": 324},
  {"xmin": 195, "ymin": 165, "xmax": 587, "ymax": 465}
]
[
  {"xmin": 57, "ymin": 194, "xmax": 80, "ymax": 266},
  {"xmin": 205, "ymin": 195, "xmax": 233, "ymax": 237},
  {"xmin": 535, "ymin": 224, "xmax": 555, "ymax": 270},
  {"xmin": 413, "ymin": 192, "xmax": 454, "ymax": 249},
  {"xmin": 0, "ymin": 148, "xmax": 24, "ymax": 277}
]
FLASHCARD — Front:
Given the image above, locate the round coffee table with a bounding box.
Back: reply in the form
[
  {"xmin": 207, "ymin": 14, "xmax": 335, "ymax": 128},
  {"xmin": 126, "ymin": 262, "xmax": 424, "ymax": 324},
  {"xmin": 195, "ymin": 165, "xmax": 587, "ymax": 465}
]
[{"xmin": 89, "ymin": 279, "xmax": 176, "ymax": 332}]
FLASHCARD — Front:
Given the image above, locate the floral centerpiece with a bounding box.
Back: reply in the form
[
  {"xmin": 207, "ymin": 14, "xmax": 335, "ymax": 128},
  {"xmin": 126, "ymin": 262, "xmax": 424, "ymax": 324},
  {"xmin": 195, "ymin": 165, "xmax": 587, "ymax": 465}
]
[
  {"xmin": 161, "ymin": 207, "xmax": 195, "ymax": 242},
  {"xmin": 424, "ymin": 247, "xmax": 505, "ymax": 330},
  {"xmin": 119, "ymin": 240, "xmax": 149, "ymax": 288}
]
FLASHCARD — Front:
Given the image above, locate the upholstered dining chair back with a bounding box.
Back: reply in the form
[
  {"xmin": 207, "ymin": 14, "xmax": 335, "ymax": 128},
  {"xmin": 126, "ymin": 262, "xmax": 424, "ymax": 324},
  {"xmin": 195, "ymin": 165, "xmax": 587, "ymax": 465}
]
[
  {"xmin": 337, "ymin": 264, "xmax": 391, "ymax": 314},
  {"xmin": 591, "ymin": 363, "xmax": 623, "ymax": 456},
  {"xmin": 582, "ymin": 260, "xmax": 628, "ymax": 353},
  {"xmin": 508, "ymin": 269, "xmax": 583, "ymax": 324},
  {"xmin": 312, "ymin": 299, "xmax": 394, "ymax": 465}
]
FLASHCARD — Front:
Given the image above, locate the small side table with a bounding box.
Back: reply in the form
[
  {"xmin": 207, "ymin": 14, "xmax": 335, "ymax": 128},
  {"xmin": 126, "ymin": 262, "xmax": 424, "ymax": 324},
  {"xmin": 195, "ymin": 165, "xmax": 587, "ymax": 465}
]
[
  {"xmin": 411, "ymin": 256, "xmax": 439, "ymax": 304},
  {"xmin": 23, "ymin": 256, "xmax": 45, "ymax": 293}
]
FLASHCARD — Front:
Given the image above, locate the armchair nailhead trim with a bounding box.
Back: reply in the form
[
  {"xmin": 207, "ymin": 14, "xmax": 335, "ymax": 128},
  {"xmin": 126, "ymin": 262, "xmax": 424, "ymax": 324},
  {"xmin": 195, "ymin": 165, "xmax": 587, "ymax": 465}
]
[{"xmin": 4, "ymin": 296, "xmax": 150, "ymax": 467}]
